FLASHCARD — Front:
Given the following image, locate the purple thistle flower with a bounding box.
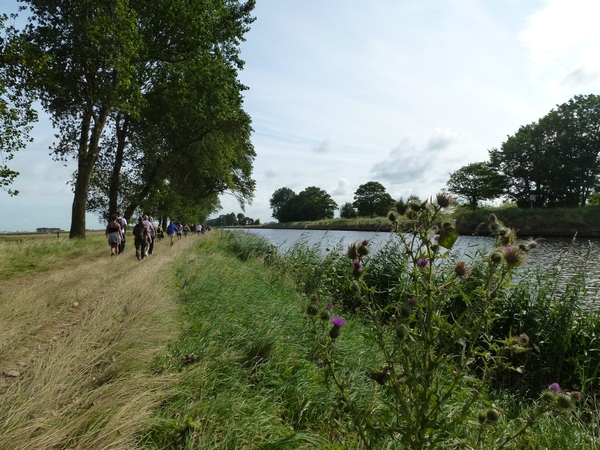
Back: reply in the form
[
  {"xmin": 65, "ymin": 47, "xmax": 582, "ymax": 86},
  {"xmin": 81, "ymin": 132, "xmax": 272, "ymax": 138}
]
[
  {"xmin": 417, "ymin": 258, "xmax": 429, "ymax": 267},
  {"xmin": 549, "ymin": 382, "xmax": 561, "ymax": 393},
  {"xmin": 326, "ymin": 301, "xmax": 333, "ymax": 311},
  {"xmin": 330, "ymin": 316, "xmax": 346, "ymax": 340},
  {"xmin": 331, "ymin": 317, "xmax": 346, "ymax": 327},
  {"xmin": 353, "ymin": 260, "xmax": 363, "ymax": 271}
]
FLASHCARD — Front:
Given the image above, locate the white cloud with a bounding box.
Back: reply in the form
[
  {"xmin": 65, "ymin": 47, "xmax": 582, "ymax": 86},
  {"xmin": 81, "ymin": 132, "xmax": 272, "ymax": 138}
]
[
  {"xmin": 520, "ymin": 0, "xmax": 600, "ymax": 94},
  {"xmin": 315, "ymin": 136, "xmax": 343, "ymax": 154},
  {"xmin": 331, "ymin": 178, "xmax": 350, "ymax": 195},
  {"xmin": 370, "ymin": 129, "xmax": 467, "ymax": 197}
]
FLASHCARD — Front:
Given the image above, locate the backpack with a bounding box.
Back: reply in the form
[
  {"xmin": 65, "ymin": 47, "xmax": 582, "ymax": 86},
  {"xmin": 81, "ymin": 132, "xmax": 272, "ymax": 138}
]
[{"xmin": 133, "ymin": 223, "xmax": 145, "ymax": 239}]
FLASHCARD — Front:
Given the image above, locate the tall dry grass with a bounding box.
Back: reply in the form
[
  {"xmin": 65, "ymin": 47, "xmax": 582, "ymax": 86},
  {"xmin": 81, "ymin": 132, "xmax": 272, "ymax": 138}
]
[{"xmin": 0, "ymin": 233, "xmax": 197, "ymax": 449}]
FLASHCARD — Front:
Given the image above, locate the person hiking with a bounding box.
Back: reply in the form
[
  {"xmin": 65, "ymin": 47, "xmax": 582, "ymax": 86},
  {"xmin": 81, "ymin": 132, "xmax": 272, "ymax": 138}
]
[
  {"xmin": 116, "ymin": 210, "xmax": 127, "ymax": 254},
  {"xmin": 132, "ymin": 217, "xmax": 149, "ymax": 261},
  {"xmin": 166, "ymin": 220, "xmax": 179, "ymax": 246},
  {"xmin": 105, "ymin": 214, "xmax": 124, "ymax": 257}
]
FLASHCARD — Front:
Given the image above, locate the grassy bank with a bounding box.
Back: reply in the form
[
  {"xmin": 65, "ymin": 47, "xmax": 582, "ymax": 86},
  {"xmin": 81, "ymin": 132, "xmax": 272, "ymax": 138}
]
[
  {"xmin": 3, "ymin": 226, "xmax": 600, "ymax": 448},
  {"xmin": 143, "ymin": 230, "xmax": 600, "ymax": 448},
  {"xmin": 250, "ymin": 205, "xmax": 600, "ymax": 237}
]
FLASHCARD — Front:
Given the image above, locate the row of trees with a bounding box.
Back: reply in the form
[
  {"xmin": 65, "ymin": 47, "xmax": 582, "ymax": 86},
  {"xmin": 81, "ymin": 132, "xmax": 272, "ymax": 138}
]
[
  {"xmin": 447, "ymin": 94, "xmax": 600, "ymax": 210},
  {"xmin": 206, "ymin": 212, "xmax": 259, "ymax": 226},
  {"xmin": 0, "ymin": 0, "xmax": 257, "ymax": 237},
  {"xmin": 269, "ymin": 181, "xmax": 420, "ymax": 223}
]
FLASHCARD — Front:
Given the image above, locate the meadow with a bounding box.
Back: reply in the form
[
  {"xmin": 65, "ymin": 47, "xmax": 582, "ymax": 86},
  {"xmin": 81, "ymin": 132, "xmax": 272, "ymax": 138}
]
[{"xmin": 2, "ymin": 211, "xmax": 600, "ymax": 448}]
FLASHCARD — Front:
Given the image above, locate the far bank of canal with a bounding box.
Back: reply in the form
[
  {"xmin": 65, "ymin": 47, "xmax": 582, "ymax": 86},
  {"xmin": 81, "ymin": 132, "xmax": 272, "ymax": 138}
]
[{"xmin": 238, "ymin": 205, "xmax": 600, "ymax": 237}]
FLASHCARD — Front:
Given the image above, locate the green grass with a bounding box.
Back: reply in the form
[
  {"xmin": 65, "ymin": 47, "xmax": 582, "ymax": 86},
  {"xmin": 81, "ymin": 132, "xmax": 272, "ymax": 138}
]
[
  {"xmin": 0, "ymin": 231, "xmax": 107, "ymax": 280},
  {"xmin": 140, "ymin": 232, "xmax": 600, "ymax": 449}
]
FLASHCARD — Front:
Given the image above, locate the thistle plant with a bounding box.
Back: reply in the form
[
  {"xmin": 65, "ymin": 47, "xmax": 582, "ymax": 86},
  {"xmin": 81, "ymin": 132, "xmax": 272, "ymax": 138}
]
[{"xmin": 304, "ymin": 193, "xmax": 570, "ymax": 449}]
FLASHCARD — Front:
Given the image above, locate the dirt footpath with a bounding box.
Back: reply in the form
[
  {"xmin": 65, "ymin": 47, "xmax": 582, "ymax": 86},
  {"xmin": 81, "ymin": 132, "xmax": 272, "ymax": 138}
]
[{"xmin": 0, "ymin": 235, "xmax": 199, "ymax": 449}]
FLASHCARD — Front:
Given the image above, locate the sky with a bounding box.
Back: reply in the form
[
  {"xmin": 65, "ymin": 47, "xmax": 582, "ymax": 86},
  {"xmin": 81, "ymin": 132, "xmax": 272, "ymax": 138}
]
[{"xmin": 2, "ymin": 0, "xmax": 600, "ymax": 231}]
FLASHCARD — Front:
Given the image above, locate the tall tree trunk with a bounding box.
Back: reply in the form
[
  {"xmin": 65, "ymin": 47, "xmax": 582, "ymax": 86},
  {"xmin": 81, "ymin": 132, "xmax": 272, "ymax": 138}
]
[
  {"xmin": 69, "ymin": 105, "xmax": 110, "ymax": 238},
  {"xmin": 108, "ymin": 114, "xmax": 130, "ymax": 217}
]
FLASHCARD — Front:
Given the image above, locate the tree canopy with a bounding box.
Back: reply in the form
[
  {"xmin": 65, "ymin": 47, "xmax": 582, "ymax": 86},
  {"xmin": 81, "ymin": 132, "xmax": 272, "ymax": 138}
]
[
  {"xmin": 269, "ymin": 186, "xmax": 337, "ymax": 222},
  {"xmin": 446, "ymin": 94, "xmax": 600, "ymax": 210},
  {"xmin": 7, "ymin": 0, "xmax": 256, "ymax": 236},
  {"xmin": 489, "ymin": 94, "xmax": 600, "ymax": 208},
  {"xmin": 352, "ymin": 181, "xmax": 394, "ymax": 217},
  {"xmin": 446, "ymin": 162, "xmax": 505, "ymax": 211},
  {"xmin": 0, "ymin": 14, "xmax": 37, "ymax": 196}
]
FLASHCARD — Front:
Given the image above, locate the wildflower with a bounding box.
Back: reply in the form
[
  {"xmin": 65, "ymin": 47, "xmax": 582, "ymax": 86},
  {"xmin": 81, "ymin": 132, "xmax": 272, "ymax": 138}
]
[
  {"xmin": 489, "ymin": 213, "xmax": 497, "ymax": 222},
  {"xmin": 390, "ymin": 206, "xmax": 397, "ymax": 212},
  {"xmin": 518, "ymin": 333, "xmax": 530, "ymax": 345},
  {"xmin": 435, "ymin": 191, "xmax": 453, "ymax": 208},
  {"xmin": 454, "ymin": 261, "xmax": 471, "ymax": 277},
  {"xmin": 326, "ymin": 301, "xmax": 333, "ymax": 310},
  {"xmin": 570, "ymin": 391, "xmax": 583, "ymax": 402},
  {"xmin": 503, "ymin": 246, "xmax": 526, "ymax": 267},
  {"xmin": 548, "ymin": 382, "xmax": 561, "ymax": 393},
  {"xmin": 346, "ymin": 242, "xmax": 359, "ymax": 260},
  {"xmin": 408, "ymin": 296, "xmax": 419, "ymax": 308},
  {"xmin": 417, "ymin": 258, "xmax": 429, "ymax": 268},
  {"xmin": 405, "ymin": 208, "xmax": 418, "ymax": 219},
  {"xmin": 332, "ymin": 317, "xmax": 346, "ymax": 327},
  {"xmin": 529, "ymin": 241, "xmax": 538, "ymax": 249},
  {"xmin": 330, "ymin": 317, "xmax": 346, "ymax": 340},
  {"xmin": 353, "ymin": 260, "xmax": 363, "ymax": 279}
]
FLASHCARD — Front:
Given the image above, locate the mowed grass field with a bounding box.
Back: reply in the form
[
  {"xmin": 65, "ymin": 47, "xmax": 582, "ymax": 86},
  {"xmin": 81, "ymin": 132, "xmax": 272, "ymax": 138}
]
[{"xmin": 0, "ymin": 231, "xmax": 197, "ymax": 449}]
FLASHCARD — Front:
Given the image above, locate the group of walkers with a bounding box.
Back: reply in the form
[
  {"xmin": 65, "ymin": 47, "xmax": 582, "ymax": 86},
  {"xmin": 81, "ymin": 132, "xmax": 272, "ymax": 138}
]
[{"xmin": 105, "ymin": 211, "xmax": 210, "ymax": 259}]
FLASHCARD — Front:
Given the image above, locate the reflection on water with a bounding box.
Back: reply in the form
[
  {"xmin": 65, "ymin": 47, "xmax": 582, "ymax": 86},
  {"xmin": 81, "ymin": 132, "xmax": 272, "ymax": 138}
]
[{"xmin": 229, "ymin": 228, "xmax": 600, "ymax": 303}]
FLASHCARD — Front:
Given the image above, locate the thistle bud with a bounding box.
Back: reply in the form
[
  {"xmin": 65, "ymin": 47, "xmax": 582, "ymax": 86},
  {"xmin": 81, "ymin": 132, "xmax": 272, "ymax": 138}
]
[
  {"xmin": 357, "ymin": 240, "xmax": 370, "ymax": 257},
  {"xmin": 485, "ymin": 409, "xmax": 499, "ymax": 423},
  {"xmin": 400, "ymin": 303, "xmax": 412, "ymax": 319},
  {"xmin": 454, "ymin": 261, "xmax": 470, "ymax": 277},
  {"xmin": 306, "ymin": 304, "xmax": 319, "ymax": 316},
  {"xmin": 541, "ymin": 391, "xmax": 556, "ymax": 403},
  {"xmin": 408, "ymin": 296, "xmax": 419, "ymax": 308},
  {"xmin": 490, "ymin": 252, "xmax": 503, "ymax": 264},
  {"xmin": 396, "ymin": 323, "xmax": 408, "ymax": 340},
  {"xmin": 557, "ymin": 394, "xmax": 573, "ymax": 409}
]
